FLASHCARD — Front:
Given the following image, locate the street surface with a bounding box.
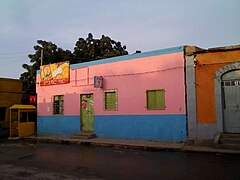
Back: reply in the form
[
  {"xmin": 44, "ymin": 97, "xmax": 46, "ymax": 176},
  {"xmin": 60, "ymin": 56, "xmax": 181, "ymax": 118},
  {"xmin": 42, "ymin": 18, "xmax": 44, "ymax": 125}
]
[{"xmin": 0, "ymin": 141, "xmax": 240, "ymax": 179}]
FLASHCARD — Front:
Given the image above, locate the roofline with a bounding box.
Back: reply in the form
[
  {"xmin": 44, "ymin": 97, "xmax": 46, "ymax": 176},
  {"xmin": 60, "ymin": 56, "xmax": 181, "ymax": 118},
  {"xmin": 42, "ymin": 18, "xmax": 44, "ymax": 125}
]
[
  {"xmin": 70, "ymin": 46, "xmax": 184, "ymax": 69},
  {"xmin": 9, "ymin": 104, "xmax": 36, "ymax": 110},
  {"xmin": 0, "ymin": 77, "xmax": 21, "ymax": 82},
  {"xmin": 185, "ymin": 44, "xmax": 240, "ymax": 56},
  {"xmin": 208, "ymin": 45, "xmax": 240, "ymax": 52}
]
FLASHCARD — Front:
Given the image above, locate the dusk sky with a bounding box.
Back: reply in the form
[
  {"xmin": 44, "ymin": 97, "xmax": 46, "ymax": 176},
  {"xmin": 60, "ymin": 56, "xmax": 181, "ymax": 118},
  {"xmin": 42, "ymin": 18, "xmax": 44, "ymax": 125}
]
[{"xmin": 0, "ymin": 0, "xmax": 239, "ymax": 79}]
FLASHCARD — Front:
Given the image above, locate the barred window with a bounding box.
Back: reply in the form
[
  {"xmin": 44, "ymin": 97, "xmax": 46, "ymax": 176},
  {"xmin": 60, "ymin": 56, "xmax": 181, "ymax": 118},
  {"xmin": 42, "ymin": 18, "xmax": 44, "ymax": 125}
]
[
  {"xmin": 104, "ymin": 89, "xmax": 118, "ymax": 110},
  {"xmin": 53, "ymin": 95, "xmax": 64, "ymax": 115}
]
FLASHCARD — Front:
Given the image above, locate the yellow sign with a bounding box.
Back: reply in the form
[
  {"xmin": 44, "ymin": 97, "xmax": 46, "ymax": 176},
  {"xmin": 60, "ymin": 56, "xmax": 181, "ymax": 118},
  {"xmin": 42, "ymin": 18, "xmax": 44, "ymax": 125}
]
[{"xmin": 40, "ymin": 61, "xmax": 70, "ymax": 86}]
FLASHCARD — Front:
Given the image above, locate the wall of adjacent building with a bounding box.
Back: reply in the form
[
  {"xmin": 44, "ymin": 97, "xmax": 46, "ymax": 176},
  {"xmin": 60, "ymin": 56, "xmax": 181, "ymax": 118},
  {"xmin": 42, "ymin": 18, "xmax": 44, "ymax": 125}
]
[
  {"xmin": 186, "ymin": 47, "xmax": 240, "ymax": 141},
  {"xmin": 0, "ymin": 78, "xmax": 22, "ymax": 129}
]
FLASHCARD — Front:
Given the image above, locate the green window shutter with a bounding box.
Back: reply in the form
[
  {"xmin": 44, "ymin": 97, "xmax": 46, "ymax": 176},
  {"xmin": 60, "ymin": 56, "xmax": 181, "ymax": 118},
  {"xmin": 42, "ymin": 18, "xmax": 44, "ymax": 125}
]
[
  {"xmin": 156, "ymin": 90, "xmax": 165, "ymax": 109},
  {"xmin": 147, "ymin": 90, "xmax": 156, "ymax": 109},
  {"xmin": 146, "ymin": 90, "xmax": 165, "ymax": 110},
  {"xmin": 104, "ymin": 90, "xmax": 117, "ymax": 110}
]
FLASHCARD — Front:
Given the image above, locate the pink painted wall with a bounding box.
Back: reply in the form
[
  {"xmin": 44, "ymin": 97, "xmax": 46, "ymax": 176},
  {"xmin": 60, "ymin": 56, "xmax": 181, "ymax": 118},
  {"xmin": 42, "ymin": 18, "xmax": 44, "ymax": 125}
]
[{"xmin": 36, "ymin": 52, "xmax": 185, "ymax": 116}]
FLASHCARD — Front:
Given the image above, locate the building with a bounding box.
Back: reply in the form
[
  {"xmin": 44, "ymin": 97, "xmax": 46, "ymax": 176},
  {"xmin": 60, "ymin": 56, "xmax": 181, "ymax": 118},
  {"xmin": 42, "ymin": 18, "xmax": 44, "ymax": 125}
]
[
  {"xmin": 0, "ymin": 78, "xmax": 22, "ymax": 136},
  {"xmin": 36, "ymin": 46, "xmax": 187, "ymax": 142},
  {"xmin": 186, "ymin": 45, "xmax": 240, "ymax": 142},
  {"xmin": 36, "ymin": 44, "xmax": 240, "ymax": 143}
]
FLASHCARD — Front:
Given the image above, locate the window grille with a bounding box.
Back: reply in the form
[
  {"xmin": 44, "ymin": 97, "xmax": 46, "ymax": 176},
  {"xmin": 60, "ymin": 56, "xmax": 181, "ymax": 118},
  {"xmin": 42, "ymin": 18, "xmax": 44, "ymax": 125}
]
[
  {"xmin": 104, "ymin": 90, "xmax": 118, "ymax": 110},
  {"xmin": 53, "ymin": 95, "xmax": 64, "ymax": 115}
]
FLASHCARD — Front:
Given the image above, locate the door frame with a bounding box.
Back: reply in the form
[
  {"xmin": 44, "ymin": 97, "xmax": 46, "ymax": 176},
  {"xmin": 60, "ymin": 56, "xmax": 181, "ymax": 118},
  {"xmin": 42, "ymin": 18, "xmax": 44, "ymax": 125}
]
[{"xmin": 214, "ymin": 62, "xmax": 240, "ymax": 133}]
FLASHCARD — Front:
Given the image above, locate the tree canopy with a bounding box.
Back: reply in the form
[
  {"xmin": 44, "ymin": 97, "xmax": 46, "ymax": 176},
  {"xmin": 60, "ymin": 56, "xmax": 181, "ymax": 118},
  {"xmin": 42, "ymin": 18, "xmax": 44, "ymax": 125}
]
[
  {"xmin": 20, "ymin": 33, "xmax": 129, "ymax": 94},
  {"xmin": 73, "ymin": 34, "xmax": 128, "ymax": 63}
]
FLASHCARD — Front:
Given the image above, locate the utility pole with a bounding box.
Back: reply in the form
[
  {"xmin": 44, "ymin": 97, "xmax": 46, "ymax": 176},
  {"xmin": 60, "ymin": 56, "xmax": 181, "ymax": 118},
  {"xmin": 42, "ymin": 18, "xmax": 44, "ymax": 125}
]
[{"xmin": 40, "ymin": 48, "xmax": 43, "ymax": 66}]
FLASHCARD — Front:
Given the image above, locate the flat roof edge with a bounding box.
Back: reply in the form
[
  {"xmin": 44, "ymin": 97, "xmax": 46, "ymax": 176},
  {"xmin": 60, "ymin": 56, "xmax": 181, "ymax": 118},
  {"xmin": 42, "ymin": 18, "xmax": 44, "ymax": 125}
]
[
  {"xmin": 185, "ymin": 44, "xmax": 240, "ymax": 56},
  {"xmin": 0, "ymin": 77, "xmax": 21, "ymax": 82},
  {"xmin": 70, "ymin": 46, "xmax": 184, "ymax": 69},
  {"xmin": 208, "ymin": 45, "xmax": 240, "ymax": 52}
]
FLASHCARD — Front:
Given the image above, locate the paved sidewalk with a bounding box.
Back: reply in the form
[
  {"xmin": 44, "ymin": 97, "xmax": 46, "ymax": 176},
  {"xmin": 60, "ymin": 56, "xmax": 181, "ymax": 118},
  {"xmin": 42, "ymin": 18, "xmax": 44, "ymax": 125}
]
[{"xmin": 22, "ymin": 135, "xmax": 240, "ymax": 154}]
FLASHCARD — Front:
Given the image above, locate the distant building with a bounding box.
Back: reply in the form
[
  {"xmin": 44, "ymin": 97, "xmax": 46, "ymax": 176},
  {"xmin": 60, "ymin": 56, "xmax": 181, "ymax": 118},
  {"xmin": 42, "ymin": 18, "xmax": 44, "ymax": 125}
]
[{"xmin": 0, "ymin": 78, "xmax": 22, "ymax": 136}]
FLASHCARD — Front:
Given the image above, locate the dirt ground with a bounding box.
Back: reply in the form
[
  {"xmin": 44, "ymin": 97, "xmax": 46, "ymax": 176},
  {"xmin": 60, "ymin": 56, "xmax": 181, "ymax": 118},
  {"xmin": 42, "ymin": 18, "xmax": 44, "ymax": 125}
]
[{"xmin": 0, "ymin": 163, "xmax": 80, "ymax": 180}]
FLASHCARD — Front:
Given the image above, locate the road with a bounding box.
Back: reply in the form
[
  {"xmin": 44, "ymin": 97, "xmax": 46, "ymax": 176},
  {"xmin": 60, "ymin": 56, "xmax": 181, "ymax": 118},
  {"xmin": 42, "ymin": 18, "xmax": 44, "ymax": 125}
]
[{"xmin": 0, "ymin": 141, "xmax": 240, "ymax": 179}]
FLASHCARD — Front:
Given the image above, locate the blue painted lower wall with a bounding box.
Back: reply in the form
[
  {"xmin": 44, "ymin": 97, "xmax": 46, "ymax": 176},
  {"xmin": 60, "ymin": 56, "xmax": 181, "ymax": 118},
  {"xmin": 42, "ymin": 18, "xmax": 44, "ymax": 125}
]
[
  {"xmin": 37, "ymin": 114, "xmax": 186, "ymax": 142},
  {"xmin": 95, "ymin": 115, "xmax": 186, "ymax": 142},
  {"xmin": 37, "ymin": 116, "xmax": 80, "ymax": 136}
]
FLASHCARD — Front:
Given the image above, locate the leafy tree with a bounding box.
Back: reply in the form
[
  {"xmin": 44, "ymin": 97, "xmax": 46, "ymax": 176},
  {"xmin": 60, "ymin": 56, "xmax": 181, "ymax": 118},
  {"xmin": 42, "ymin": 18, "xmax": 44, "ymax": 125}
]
[
  {"xmin": 20, "ymin": 40, "xmax": 73, "ymax": 98},
  {"xmin": 20, "ymin": 34, "xmax": 129, "ymax": 97},
  {"xmin": 73, "ymin": 33, "xmax": 128, "ymax": 63}
]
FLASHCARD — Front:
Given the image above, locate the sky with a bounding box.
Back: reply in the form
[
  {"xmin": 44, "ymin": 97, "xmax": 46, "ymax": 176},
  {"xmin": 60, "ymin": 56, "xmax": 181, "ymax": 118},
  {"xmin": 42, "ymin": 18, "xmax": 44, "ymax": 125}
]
[{"xmin": 0, "ymin": 0, "xmax": 240, "ymax": 79}]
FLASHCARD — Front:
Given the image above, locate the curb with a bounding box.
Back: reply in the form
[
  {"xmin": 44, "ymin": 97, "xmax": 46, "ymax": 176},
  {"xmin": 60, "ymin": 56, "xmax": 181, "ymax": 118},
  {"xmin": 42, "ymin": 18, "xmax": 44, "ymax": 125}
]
[
  {"xmin": 23, "ymin": 137, "xmax": 184, "ymax": 151},
  {"xmin": 17, "ymin": 136, "xmax": 240, "ymax": 155}
]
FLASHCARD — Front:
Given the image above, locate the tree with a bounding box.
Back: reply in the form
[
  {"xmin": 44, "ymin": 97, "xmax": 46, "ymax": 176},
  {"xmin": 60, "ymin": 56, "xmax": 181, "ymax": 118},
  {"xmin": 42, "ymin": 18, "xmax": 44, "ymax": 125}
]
[
  {"xmin": 20, "ymin": 34, "xmax": 128, "ymax": 95},
  {"xmin": 73, "ymin": 33, "xmax": 128, "ymax": 63},
  {"xmin": 20, "ymin": 40, "xmax": 73, "ymax": 97}
]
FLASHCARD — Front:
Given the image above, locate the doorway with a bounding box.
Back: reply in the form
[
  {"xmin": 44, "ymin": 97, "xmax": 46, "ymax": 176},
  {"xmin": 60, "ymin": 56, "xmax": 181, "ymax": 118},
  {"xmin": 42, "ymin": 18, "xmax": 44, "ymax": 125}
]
[
  {"xmin": 80, "ymin": 94, "xmax": 94, "ymax": 132},
  {"xmin": 222, "ymin": 70, "xmax": 240, "ymax": 133}
]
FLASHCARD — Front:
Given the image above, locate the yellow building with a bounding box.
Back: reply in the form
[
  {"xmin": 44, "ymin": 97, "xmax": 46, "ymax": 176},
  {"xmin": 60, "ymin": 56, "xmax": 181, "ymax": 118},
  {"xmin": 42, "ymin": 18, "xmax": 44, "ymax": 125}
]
[{"xmin": 0, "ymin": 77, "xmax": 22, "ymax": 136}]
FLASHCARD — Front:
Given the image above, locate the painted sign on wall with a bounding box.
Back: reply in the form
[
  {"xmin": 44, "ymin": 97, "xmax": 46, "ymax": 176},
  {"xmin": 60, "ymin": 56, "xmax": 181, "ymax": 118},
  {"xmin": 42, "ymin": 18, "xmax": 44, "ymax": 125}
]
[
  {"xmin": 29, "ymin": 95, "xmax": 37, "ymax": 104},
  {"xmin": 40, "ymin": 61, "xmax": 70, "ymax": 86}
]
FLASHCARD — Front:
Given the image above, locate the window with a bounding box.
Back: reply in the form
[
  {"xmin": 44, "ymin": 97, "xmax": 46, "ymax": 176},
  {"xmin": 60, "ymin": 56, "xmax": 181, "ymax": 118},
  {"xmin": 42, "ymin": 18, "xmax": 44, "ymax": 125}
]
[
  {"xmin": 53, "ymin": 95, "xmax": 64, "ymax": 115},
  {"xmin": 104, "ymin": 89, "xmax": 118, "ymax": 110},
  {"xmin": 0, "ymin": 107, "xmax": 6, "ymax": 121},
  {"xmin": 20, "ymin": 111, "xmax": 36, "ymax": 123},
  {"xmin": 146, "ymin": 89, "xmax": 165, "ymax": 110}
]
